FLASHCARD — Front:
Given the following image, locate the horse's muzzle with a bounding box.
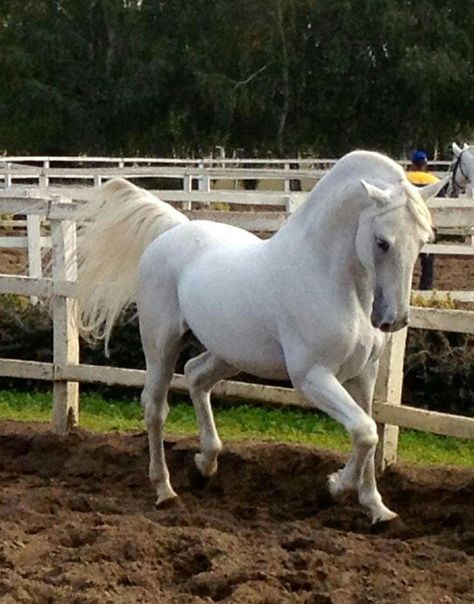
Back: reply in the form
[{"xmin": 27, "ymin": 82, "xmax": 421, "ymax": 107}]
[
  {"xmin": 371, "ymin": 288, "xmax": 410, "ymax": 332},
  {"xmin": 371, "ymin": 311, "xmax": 410, "ymax": 332}
]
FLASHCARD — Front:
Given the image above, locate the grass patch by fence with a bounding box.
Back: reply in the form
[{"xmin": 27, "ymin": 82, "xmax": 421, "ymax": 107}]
[{"xmin": 0, "ymin": 389, "xmax": 472, "ymax": 467}]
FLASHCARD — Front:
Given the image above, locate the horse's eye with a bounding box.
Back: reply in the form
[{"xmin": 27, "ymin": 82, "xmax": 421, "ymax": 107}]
[{"xmin": 376, "ymin": 238, "xmax": 389, "ymax": 252}]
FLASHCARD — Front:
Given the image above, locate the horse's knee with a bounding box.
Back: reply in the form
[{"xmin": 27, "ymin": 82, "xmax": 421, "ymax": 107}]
[{"xmin": 351, "ymin": 416, "xmax": 378, "ymax": 449}]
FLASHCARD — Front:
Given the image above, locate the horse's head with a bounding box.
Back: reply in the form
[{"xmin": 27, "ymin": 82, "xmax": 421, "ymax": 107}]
[
  {"xmin": 452, "ymin": 142, "xmax": 474, "ymax": 197},
  {"xmin": 355, "ymin": 178, "xmax": 444, "ymax": 333}
]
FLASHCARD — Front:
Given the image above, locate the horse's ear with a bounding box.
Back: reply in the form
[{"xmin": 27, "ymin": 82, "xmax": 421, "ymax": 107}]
[
  {"xmin": 463, "ymin": 143, "xmax": 469, "ymax": 150},
  {"xmin": 361, "ymin": 179, "xmax": 391, "ymax": 205},
  {"xmin": 418, "ymin": 175, "xmax": 449, "ymax": 201},
  {"xmin": 453, "ymin": 142, "xmax": 462, "ymax": 157}
]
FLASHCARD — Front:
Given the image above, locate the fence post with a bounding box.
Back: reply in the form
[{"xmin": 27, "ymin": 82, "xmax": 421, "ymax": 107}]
[
  {"xmin": 182, "ymin": 174, "xmax": 192, "ymax": 210},
  {"xmin": 5, "ymin": 163, "xmax": 12, "ymax": 188},
  {"xmin": 374, "ymin": 328, "xmax": 408, "ymax": 472},
  {"xmin": 284, "ymin": 195, "xmax": 298, "ymax": 215},
  {"xmin": 26, "ymin": 214, "xmax": 42, "ymax": 305},
  {"xmin": 39, "ymin": 159, "xmax": 49, "ymax": 189},
  {"xmin": 51, "ymin": 215, "xmax": 79, "ymax": 435},
  {"xmin": 284, "ymin": 162, "xmax": 290, "ymax": 193}
]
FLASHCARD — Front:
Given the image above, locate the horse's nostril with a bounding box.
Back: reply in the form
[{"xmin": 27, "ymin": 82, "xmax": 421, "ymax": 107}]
[{"xmin": 379, "ymin": 322, "xmax": 392, "ymax": 332}]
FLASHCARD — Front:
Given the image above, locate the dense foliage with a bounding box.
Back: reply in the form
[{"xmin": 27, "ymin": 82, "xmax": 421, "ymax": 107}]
[{"xmin": 1, "ymin": 0, "xmax": 473, "ymax": 157}]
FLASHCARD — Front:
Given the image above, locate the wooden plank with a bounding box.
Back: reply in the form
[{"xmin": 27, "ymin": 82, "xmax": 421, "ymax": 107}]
[
  {"xmin": 0, "ymin": 274, "xmax": 53, "ymax": 296},
  {"xmin": 410, "ymin": 307, "xmax": 474, "ymax": 333},
  {"xmin": 374, "ymin": 329, "xmax": 408, "ymax": 471},
  {"xmin": 412, "ymin": 290, "xmax": 474, "ymax": 303},
  {"xmin": 56, "ymin": 364, "xmax": 474, "ymax": 440},
  {"xmin": 1, "ymin": 155, "xmax": 452, "ymax": 169},
  {"xmin": 1, "ymin": 197, "xmax": 470, "ymax": 237},
  {"xmin": 428, "ymin": 199, "xmax": 474, "ymax": 229},
  {"xmin": 0, "ymin": 359, "xmax": 53, "ymax": 380},
  {"xmin": 26, "ymin": 215, "xmax": 42, "ymax": 305},
  {"xmin": 373, "ymin": 401, "xmax": 474, "ymax": 440},
  {"xmin": 15, "ymin": 186, "xmax": 307, "ymax": 207},
  {"xmin": 422, "ymin": 244, "xmax": 474, "ymax": 256},
  {"xmin": 0, "ymin": 355, "xmax": 470, "ymax": 441},
  {"xmin": 2, "ymin": 166, "xmax": 328, "ymax": 179},
  {"xmin": 51, "ymin": 217, "xmax": 79, "ymax": 434},
  {"xmin": 0, "ymin": 236, "xmax": 51, "ymax": 249}
]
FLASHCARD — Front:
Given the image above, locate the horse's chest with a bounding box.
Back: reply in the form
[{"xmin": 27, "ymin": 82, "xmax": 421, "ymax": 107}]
[{"xmin": 337, "ymin": 329, "xmax": 384, "ymax": 383}]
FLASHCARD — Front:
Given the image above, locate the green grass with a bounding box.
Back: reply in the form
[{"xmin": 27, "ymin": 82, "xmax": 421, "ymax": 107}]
[{"xmin": 0, "ymin": 389, "xmax": 472, "ymax": 467}]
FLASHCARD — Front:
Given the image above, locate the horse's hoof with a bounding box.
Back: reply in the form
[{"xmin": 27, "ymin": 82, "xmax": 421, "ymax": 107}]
[
  {"xmin": 371, "ymin": 516, "xmax": 407, "ymax": 537},
  {"xmin": 188, "ymin": 464, "xmax": 211, "ymax": 491},
  {"xmin": 317, "ymin": 483, "xmax": 337, "ymax": 510},
  {"xmin": 155, "ymin": 493, "xmax": 179, "ymax": 509}
]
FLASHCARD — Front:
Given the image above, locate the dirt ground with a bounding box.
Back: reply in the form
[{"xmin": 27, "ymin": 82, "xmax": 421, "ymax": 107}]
[{"xmin": 0, "ymin": 421, "xmax": 472, "ymax": 604}]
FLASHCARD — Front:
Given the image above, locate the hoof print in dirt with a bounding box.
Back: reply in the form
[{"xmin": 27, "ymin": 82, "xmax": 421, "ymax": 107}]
[
  {"xmin": 370, "ymin": 516, "xmax": 407, "ymax": 537},
  {"xmin": 316, "ymin": 485, "xmax": 336, "ymax": 510},
  {"xmin": 187, "ymin": 465, "xmax": 212, "ymax": 491}
]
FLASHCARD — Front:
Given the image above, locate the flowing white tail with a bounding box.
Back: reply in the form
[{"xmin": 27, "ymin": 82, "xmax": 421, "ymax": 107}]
[{"xmin": 74, "ymin": 178, "xmax": 189, "ymax": 351}]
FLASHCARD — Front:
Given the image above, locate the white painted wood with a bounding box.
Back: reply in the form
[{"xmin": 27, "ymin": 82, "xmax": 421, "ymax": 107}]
[
  {"xmin": 412, "ymin": 290, "xmax": 474, "ymax": 303},
  {"xmin": 284, "ymin": 162, "xmax": 290, "ymax": 192},
  {"xmin": 0, "ymin": 236, "xmax": 51, "ymax": 249},
  {"xmin": 26, "ymin": 214, "xmax": 42, "ymax": 303},
  {"xmin": 410, "ymin": 307, "xmax": 474, "ymax": 334},
  {"xmin": 51, "ymin": 217, "xmax": 79, "ymax": 435},
  {"xmin": 374, "ymin": 329, "xmax": 408, "ymax": 471},
  {"xmin": 0, "ymin": 155, "xmax": 452, "ymax": 169},
  {"xmin": 422, "ymin": 243, "xmax": 474, "ymax": 255},
  {"xmin": 182, "ymin": 174, "xmax": 192, "ymax": 210},
  {"xmin": 373, "ymin": 401, "xmax": 474, "ymax": 440},
  {"xmin": 0, "ymin": 274, "xmax": 53, "ymax": 297},
  {"xmin": 0, "ymin": 359, "xmax": 53, "ymax": 380},
  {"xmin": 52, "ymin": 364, "xmax": 474, "ymax": 440}
]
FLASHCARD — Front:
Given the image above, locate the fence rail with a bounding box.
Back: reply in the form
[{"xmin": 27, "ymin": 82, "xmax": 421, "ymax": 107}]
[
  {"xmin": 0, "ymin": 191, "xmax": 473, "ymax": 471},
  {"xmin": 1, "ymin": 155, "xmax": 453, "ymax": 191}
]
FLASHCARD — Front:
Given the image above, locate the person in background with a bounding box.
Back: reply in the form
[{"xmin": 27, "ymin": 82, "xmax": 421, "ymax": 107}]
[{"xmin": 407, "ymin": 150, "xmax": 440, "ymax": 290}]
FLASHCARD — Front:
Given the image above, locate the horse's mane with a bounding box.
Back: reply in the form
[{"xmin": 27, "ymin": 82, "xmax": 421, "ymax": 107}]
[{"xmin": 339, "ymin": 151, "xmax": 434, "ymax": 236}]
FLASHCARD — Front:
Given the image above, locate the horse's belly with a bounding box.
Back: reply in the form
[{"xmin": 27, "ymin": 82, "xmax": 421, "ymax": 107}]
[
  {"xmin": 185, "ymin": 309, "xmax": 289, "ymax": 380},
  {"xmin": 178, "ymin": 253, "xmax": 288, "ymax": 380}
]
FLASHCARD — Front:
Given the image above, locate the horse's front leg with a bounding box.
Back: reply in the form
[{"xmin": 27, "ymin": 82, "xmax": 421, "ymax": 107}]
[
  {"xmin": 291, "ymin": 364, "xmax": 396, "ymax": 524},
  {"xmin": 344, "ymin": 365, "xmax": 398, "ymax": 525}
]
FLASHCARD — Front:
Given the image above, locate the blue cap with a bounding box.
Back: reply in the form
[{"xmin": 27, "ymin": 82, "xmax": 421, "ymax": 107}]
[{"xmin": 411, "ymin": 150, "xmax": 428, "ymax": 163}]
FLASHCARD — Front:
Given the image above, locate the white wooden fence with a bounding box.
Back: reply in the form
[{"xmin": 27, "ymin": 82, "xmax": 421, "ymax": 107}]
[
  {"xmin": 0, "ymin": 155, "xmax": 452, "ymax": 193},
  {"xmin": 2, "ymin": 188, "xmax": 474, "ymax": 301},
  {"xmin": 0, "ymin": 189, "xmax": 473, "ymax": 471}
]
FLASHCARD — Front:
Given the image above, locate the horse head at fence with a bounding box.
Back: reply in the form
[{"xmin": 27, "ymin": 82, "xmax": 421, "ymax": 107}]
[
  {"xmin": 74, "ymin": 151, "xmax": 446, "ymax": 529},
  {"xmin": 450, "ymin": 142, "xmax": 474, "ymax": 197}
]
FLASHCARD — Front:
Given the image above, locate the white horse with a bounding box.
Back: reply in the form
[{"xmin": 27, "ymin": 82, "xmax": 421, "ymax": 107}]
[
  {"xmin": 74, "ymin": 150, "xmax": 444, "ymax": 527},
  {"xmin": 449, "ymin": 142, "xmax": 474, "ymax": 197}
]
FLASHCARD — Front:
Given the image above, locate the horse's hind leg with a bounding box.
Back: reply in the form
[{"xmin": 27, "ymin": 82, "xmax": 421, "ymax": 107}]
[
  {"xmin": 184, "ymin": 351, "xmax": 238, "ymax": 481},
  {"xmin": 141, "ymin": 317, "xmax": 186, "ymax": 507}
]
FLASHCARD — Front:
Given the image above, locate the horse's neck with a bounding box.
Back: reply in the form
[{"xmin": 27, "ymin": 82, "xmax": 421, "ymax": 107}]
[{"xmin": 270, "ymin": 179, "xmax": 374, "ymax": 311}]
